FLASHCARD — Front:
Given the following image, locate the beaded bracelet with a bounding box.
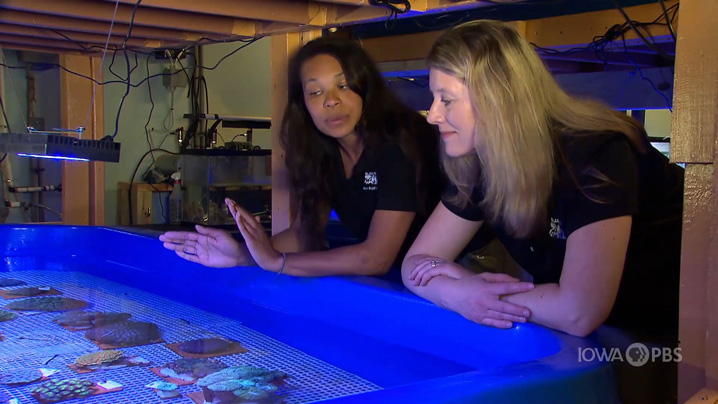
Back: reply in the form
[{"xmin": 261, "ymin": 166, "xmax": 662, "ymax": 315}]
[{"xmin": 277, "ymin": 252, "xmax": 287, "ymax": 275}]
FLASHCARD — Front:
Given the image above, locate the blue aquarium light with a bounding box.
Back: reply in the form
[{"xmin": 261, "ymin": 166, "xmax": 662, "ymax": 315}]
[
  {"xmin": 0, "ymin": 127, "xmax": 121, "ymax": 163},
  {"xmin": 16, "ymin": 153, "xmax": 90, "ymax": 162}
]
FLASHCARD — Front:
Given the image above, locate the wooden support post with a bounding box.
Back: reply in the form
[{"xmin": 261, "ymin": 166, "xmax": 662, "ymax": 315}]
[
  {"xmin": 270, "ymin": 30, "xmax": 321, "ymax": 235},
  {"xmin": 59, "ymin": 55, "xmax": 105, "ymax": 225},
  {"xmin": 671, "ymin": 0, "xmax": 718, "ymax": 402}
]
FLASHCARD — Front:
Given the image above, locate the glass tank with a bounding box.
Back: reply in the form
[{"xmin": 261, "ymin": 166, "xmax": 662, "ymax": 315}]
[{"xmin": 179, "ymin": 149, "xmax": 271, "ymax": 226}]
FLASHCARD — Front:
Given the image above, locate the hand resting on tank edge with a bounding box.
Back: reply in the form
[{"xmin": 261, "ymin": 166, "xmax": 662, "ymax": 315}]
[
  {"xmin": 408, "ymin": 256, "xmax": 475, "ymax": 286},
  {"xmin": 405, "ymin": 254, "xmax": 534, "ymax": 328}
]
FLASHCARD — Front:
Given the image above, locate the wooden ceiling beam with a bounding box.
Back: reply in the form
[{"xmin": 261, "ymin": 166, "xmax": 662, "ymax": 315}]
[
  {"xmin": 258, "ymin": 22, "xmax": 317, "ymax": 37},
  {"xmin": 327, "ymin": 5, "xmax": 392, "ymax": 25},
  {"xmin": 105, "ymin": 0, "xmax": 327, "ymax": 25},
  {"xmin": 426, "ymin": 0, "xmax": 494, "ymax": 11},
  {"xmin": 360, "ymin": 1, "xmax": 677, "ymax": 64},
  {"xmin": 0, "ymin": 23, "xmax": 175, "ymax": 49},
  {"xmin": 0, "ymin": 0, "xmax": 257, "ymax": 37},
  {"xmin": 314, "ymin": 0, "xmax": 370, "ymax": 5},
  {"xmin": 0, "ymin": 43, "xmax": 90, "ymax": 56},
  {"xmin": 0, "ymin": 9, "xmax": 216, "ymax": 42},
  {"xmin": 315, "ymin": 0, "xmax": 428, "ymax": 10},
  {"xmin": 523, "ymin": 0, "xmax": 678, "ymax": 48},
  {"xmin": 324, "ymin": 1, "xmax": 433, "ymax": 25},
  {"xmin": 0, "ymin": 33, "xmax": 103, "ymax": 53}
]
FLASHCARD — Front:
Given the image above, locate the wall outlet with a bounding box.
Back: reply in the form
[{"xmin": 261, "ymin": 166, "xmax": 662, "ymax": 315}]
[{"xmin": 163, "ymin": 67, "xmax": 188, "ymax": 89}]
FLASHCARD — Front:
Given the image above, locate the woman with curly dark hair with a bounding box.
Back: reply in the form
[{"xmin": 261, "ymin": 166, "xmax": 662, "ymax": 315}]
[{"xmin": 161, "ymin": 36, "xmax": 455, "ymax": 281}]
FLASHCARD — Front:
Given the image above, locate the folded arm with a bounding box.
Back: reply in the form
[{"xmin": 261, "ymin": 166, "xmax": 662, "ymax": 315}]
[
  {"xmin": 503, "ymin": 216, "xmax": 631, "ymax": 337},
  {"xmin": 402, "ymin": 203, "xmax": 534, "ymax": 328}
]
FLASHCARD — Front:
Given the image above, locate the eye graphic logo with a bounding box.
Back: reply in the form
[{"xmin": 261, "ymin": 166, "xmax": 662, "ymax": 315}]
[{"xmin": 626, "ymin": 343, "xmax": 650, "ymax": 367}]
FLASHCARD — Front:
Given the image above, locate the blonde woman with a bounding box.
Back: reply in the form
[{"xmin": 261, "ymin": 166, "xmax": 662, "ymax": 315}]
[
  {"xmin": 402, "ymin": 20, "xmax": 683, "ymax": 403},
  {"xmin": 402, "ymin": 20, "xmax": 683, "ymax": 342}
]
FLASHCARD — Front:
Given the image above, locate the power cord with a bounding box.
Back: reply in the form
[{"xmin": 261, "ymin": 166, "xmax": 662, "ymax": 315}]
[
  {"xmin": 0, "ymin": 92, "xmax": 11, "ymax": 163},
  {"xmin": 657, "ymin": 0, "xmax": 676, "ymax": 42},
  {"xmin": 111, "ymin": 0, "xmax": 144, "ymax": 139},
  {"xmin": 610, "ymin": 0, "xmax": 675, "ymax": 60},
  {"xmin": 369, "ymin": 0, "xmax": 412, "ymax": 29},
  {"xmin": 128, "ymin": 148, "xmax": 178, "ymax": 225},
  {"xmin": 143, "ymin": 53, "xmax": 157, "ymax": 167},
  {"xmin": 0, "ymin": 38, "xmax": 260, "ymax": 90}
]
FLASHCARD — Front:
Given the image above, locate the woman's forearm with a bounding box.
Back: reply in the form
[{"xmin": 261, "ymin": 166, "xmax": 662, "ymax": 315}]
[
  {"xmin": 401, "ymin": 255, "xmax": 459, "ymax": 310},
  {"xmin": 277, "ymin": 242, "xmax": 397, "ymax": 277},
  {"xmin": 503, "ymin": 284, "xmax": 599, "ymax": 337}
]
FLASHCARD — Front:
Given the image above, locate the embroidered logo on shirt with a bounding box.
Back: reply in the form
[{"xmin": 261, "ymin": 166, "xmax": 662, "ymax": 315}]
[
  {"xmin": 363, "ymin": 171, "xmax": 378, "ymax": 191},
  {"xmin": 549, "ymin": 217, "xmax": 566, "ymax": 240}
]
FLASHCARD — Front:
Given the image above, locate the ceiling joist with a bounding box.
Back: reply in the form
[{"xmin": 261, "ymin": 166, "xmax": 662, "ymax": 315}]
[
  {"xmin": 105, "ymin": 0, "xmax": 328, "ymax": 26},
  {"xmin": 0, "ymin": 0, "xmax": 257, "ymax": 37},
  {"xmin": 0, "ymin": 0, "xmax": 679, "ymax": 61},
  {"xmin": 0, "ymin": 9, "xmax": 213, "ymax": 43}
]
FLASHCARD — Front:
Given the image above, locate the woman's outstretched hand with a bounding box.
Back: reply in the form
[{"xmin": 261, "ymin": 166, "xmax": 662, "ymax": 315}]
[{"xmin": 159, "ymin": 225, "xmax": 248, "ymax": 267}]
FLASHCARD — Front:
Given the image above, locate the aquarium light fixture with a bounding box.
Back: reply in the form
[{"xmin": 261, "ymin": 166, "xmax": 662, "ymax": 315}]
[
  {"xmin": 16, "ymin": 153, "xmax": 90, "ymax": 162},
  {"xmin": 0, "ymin": 127, "xmax": 121, "ymax": 163}
]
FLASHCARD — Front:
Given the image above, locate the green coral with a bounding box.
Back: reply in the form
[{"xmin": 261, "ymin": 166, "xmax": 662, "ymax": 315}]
[
  {"xmin": 234, "ymin": 386, "xmax": 277, "ymax": 401},
  {"xmin": 163, "ymin": 358, "xmax": 227, "ymax": 379},
  {"xmin": 198, "ymin": 366, "xmax": 285, "ymax": 386},
  {"xmin": 208, "ymin": 380, "xmax": 251, "ymax": 392},
  {"xmin": 197, "ymin": 366, "xmax": 285, "ymax": 402},
  {"xmin": 5, "ymin": 296, "xmax": 87, "ymax": 312},
  {"xmin": 31, "ymin": 378, "xmax": 95, "ymax": 402}
]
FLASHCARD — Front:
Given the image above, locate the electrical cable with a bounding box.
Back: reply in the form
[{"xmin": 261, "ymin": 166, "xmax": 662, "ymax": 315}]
[
  {"xmin": 48, "ymin": 29, "xmax": 118, "ymax": 53},
  {"xmin": 368, "ymin": 0, "xmax": 411, "ymax": 14},
  {"xmin": 144, "ymin": 53, "xmax": 156, "ymax": 167},
  {"xmin": 111, "ymin": 0, "xmax": 144, "ymax": 139},
  {"xmin": 369, "ymin": 0, "xmax": 411, "ymax": 29},
  {"xmin": 658, "ymin": 0, "xmax": 676, "ymax": 42},
  {"xmin": 0, "ymin": 39, "xmax": 259, "ymax": 89},
  {"xmin": 201, "ymin": 76, "xmax": 210, "ymax": 117},
  {"xmin": 28, "ymin": 203, "xmax": 63, "ymax": 219},
  {"xmin": 610, "ymin": 0, "xmax": 674, "ymax": 60},
  {"xmin": 531, "ymin": 5, "xmax": 677, "ymax": 60},
  {"xmin": 128, "ymin": 148, "xmax": 178, "ymax": 226},
  {"xmin": 0, "ymin": 92, "xmax": 10, "ymax": 163},
  {"xmin": 620, "ymin": 31, "xmax": 673, "ymax": 111},
  {"xmin": 82, "ymin": 0, "xmax": 120, "ymax": 134},
  {"xmin": 1, "ymin": 51, "xmax": 28, "ymax": 130},
  {"xmin": 108, "ymin": 48, "xmax": 140, "ymax": 82},
  {"xmin": 148, "ymin": 182, "xmax": 168, "ymax": 222},
  {"xmin": 0, "ymin": 92, "xmax": 12, "ymax": 133}
]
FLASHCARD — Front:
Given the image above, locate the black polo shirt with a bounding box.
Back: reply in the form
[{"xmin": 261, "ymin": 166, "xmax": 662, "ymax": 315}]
[
  {"xmin": 329, "ymin": 141, "xmax": 440, "ymax": 281},
  {"xmin": 442, "ymin": 132, "xmax": 683, "ymax": 338}
]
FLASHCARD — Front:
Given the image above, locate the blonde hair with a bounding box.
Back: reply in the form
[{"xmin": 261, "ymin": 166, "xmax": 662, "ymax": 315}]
[{"xmin": 429, "ymin": 20, "xmax": 645, "ymax": 238}]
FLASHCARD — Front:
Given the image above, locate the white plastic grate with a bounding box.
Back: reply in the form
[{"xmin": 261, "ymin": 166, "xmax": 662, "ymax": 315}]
[{"xmin": 0, "ymin": 271, "xmax": 380, "ymax": 403}]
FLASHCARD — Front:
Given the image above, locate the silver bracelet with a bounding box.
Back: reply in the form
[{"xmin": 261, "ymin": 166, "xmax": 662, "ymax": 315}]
[{"xmin": 277, "ymin": 252, "xmax": 287, "ymax": 275}]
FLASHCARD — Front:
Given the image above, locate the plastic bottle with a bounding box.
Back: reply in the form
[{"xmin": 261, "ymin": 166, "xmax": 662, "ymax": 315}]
[{"xmin": 169, "ymin": 172, "xmax": 182, "ymax": 225}]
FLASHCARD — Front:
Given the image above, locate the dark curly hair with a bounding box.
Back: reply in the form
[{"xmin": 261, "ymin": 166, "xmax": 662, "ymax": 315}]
[{"xmin": 280, "ymin": 35, "xmax": 441, "ymax": 250}]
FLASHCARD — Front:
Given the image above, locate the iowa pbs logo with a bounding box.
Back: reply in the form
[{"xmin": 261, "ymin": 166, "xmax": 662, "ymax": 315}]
[{"xmin": 578, "ymin": 343, "xmax": 682, "ymax": 367}]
